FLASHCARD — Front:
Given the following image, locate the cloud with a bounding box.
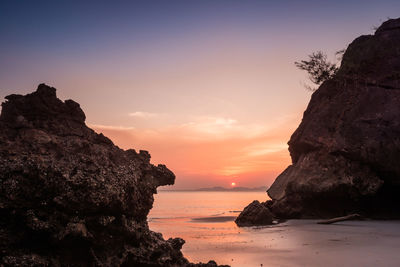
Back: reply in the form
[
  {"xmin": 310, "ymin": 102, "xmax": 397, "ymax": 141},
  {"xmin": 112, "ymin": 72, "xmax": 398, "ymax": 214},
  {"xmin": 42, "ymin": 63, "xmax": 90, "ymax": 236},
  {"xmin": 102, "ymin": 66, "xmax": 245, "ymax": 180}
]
[
  {"xmin": 179, "ymin": 116, "xmax": 238, "ymax": 137},
  {"xmin": 214, "ymin": 117, "xmax": 237, "ymax": 126},
  {"xmin": 244, "ymin": 143, "xmax": 288, "ymax": 157},
  {"xmin": 88, "ymin": 124, "xmax": 135, "ymax": 130},
  {"xmin": 90, "ymin": 113, "xmax": 299, "ymax": 189},
  {"xmin": 128, "ymin": 111, "xmax": 160, "ymax": 118}
]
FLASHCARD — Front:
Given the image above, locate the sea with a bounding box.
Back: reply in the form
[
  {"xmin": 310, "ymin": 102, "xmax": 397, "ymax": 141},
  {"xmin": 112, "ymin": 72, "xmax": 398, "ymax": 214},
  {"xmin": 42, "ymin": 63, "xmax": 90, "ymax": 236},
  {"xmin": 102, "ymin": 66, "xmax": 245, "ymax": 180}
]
[
  {"xmin": 148, "ymin": 191, "xmax": 400, "ymax": 267},
  {"xmin": 148, "ymin": 191, "xmax": 269, "ymax": 266}
]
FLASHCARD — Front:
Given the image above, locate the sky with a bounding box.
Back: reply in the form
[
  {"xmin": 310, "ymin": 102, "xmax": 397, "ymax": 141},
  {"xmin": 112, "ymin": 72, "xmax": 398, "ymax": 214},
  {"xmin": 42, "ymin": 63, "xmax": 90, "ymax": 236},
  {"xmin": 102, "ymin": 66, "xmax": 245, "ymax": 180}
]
[{"xmin": 1, "ymin": 0, "xmax": 399, "ymax": 189}]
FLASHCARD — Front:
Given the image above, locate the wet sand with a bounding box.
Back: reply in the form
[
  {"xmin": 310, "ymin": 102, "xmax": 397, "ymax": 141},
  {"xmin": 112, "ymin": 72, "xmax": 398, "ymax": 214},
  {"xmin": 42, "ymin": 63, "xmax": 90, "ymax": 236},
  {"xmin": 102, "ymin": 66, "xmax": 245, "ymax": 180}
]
[{"xmin": 182, "ymin": 219, "xmax": 400, "ymax": 267}]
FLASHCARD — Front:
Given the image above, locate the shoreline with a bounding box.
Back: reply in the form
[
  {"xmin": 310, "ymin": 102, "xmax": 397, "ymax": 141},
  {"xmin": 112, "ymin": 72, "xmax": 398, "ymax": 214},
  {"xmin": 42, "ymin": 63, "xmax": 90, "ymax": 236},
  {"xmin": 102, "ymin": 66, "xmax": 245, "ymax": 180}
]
[
  {"xmin": 150, "ymin": 191, "xmax": 400, "ymax": 266},
  {"xmin": 183, "ymin": 219, "xmax": 400, "ymax": 267}
]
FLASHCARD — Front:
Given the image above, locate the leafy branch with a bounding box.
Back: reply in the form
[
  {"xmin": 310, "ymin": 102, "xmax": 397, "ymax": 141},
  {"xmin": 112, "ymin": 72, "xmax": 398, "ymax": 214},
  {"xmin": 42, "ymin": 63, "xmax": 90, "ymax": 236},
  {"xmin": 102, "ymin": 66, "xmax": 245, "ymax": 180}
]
[{"xmin": 295, "ymin": 51, "xmax": 339, "ymax": 91}]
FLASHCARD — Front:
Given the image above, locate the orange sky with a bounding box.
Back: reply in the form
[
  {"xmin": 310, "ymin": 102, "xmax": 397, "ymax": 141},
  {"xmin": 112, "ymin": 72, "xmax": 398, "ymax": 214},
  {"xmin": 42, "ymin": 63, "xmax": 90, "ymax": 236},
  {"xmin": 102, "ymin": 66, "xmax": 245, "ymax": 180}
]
[
  {"xmin": 91, "ymin": 112, "xmax": 300, "ymax": 189},
  {"xmin": 1, "ymin": 1, "xmax": 398, "ymax": 189}
]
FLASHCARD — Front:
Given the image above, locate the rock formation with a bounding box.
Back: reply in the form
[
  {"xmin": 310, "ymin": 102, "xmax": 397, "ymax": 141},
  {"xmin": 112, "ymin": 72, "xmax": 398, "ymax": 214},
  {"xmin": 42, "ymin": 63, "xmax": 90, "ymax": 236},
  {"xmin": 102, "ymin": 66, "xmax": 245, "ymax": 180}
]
[
  {"xmin": 235, "ymin": 201, "xmax": 275, "ymax": 227},
  {"xmin": 236, "ymin": 18, "xmax": 400, "ymax": 226},
  {"xmin": 0, "ymin": 84, "xmax": 226, "ymax": 266}
]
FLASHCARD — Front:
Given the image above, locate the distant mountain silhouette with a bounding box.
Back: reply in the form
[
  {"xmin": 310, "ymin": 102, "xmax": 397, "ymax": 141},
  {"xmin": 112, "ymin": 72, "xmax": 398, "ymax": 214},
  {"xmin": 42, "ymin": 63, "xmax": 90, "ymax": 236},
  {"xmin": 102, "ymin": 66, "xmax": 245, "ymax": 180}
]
[{"xmin": 160, "ymin": 186, "xmax": 268, "ymax": 192}]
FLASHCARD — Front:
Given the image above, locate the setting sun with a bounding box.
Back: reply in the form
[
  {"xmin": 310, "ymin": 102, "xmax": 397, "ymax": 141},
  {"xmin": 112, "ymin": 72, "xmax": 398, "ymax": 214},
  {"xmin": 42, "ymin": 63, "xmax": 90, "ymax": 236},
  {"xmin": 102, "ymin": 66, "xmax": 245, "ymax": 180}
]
[{"xmin": 231, "ymin": 182, "xmax": 236, "ymax": 187}]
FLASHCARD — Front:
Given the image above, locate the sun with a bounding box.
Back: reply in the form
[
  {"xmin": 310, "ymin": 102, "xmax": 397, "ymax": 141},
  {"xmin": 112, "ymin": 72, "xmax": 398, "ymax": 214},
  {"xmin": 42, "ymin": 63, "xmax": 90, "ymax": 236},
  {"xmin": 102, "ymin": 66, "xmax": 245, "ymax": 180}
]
[{"xmin": 231, "ymin": 182, "xmax": 236, "ymax": 187}]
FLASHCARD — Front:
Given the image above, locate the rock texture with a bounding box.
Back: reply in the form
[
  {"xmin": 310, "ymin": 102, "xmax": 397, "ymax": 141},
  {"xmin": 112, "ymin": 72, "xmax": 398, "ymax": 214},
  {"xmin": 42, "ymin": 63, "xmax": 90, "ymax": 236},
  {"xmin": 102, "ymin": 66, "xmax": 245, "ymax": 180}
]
[
  {"xmin": 235, "ymin": 201, "xmax": 275, "ymax": 227},
  {"xmin": 0, "ymin": 84, "xmax": 226, "ymax": 266},
  {"xmin": 237, "ymin": 18, "xmax": 400, "ymax": 225}
]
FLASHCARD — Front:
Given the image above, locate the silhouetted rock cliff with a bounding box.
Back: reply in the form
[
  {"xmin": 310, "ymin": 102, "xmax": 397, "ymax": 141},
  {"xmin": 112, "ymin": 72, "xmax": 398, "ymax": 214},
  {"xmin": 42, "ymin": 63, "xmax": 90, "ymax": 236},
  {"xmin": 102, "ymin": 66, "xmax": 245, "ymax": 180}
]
[
  {"xmin": 0, "ymin": 84, "xmax": 226, "ymax": 266},
  {"xmin": 237, "ymin": 18, "xmax": 400, "ymax": 226}
]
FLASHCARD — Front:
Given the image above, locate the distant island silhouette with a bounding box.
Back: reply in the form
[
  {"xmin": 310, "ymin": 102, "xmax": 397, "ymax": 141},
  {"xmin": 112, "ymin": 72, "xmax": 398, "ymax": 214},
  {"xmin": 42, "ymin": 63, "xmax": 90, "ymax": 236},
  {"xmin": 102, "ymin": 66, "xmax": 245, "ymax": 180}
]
[{"xmin": 159, "ymin": 186, "xmax": 268, "ymax": 192}]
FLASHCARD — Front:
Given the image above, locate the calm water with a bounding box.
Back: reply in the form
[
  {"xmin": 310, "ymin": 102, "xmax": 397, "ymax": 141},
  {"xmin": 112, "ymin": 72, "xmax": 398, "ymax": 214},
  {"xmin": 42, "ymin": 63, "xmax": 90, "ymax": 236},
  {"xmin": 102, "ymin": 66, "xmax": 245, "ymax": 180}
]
[
  {"xmin": 149, "ymin": 191, "xmax": 400, "ymax": 267},
  {"xmin": 148, "ymin": 191, "xmax": 268, "ymax": 265}
]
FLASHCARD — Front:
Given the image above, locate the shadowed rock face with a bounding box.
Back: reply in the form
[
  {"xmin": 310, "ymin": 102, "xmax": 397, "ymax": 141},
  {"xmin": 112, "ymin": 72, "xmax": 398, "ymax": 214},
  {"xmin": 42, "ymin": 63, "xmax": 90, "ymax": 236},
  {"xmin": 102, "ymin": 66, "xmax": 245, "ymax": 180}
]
[
  {"xmin": 237, "ymin": 18, "xmax": 400, "ymax": 225},
  {"xmin": 235, "ymin": 201, "xmax": 275, "ymax": 227},
  {"xmin": 0, "ymin": 84, "xmax": 225, "ymax": 266}
]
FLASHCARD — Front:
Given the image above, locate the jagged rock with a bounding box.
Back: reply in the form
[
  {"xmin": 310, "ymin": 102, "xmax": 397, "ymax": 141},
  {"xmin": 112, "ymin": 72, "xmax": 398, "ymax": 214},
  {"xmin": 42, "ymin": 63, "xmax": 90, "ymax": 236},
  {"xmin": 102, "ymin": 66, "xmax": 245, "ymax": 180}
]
[
  {"xmin": 235, "ymin": 201, "xmax": 275, "ymax": 226},
  {"xmin": 0, "ymin": 84, "xmax": 227, "ymax": 266},
  {"xmin": 237, "ymin": 18, "xmax": 400, "ymax": 225}
]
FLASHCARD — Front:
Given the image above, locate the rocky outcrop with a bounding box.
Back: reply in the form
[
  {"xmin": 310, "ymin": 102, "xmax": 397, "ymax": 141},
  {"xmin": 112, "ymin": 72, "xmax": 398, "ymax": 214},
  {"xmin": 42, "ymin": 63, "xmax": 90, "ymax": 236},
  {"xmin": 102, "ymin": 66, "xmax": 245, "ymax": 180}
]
[
  {"xmin": 237, "ymin": 18, "xmax": 400, "ymax": 225},
  {"xmin": 0, "ymin": 84, "xmax": 226, "ymax": 266},
  {"xmin": 235, "ymin": 201, "xmax": 275, "ymax": 227}
]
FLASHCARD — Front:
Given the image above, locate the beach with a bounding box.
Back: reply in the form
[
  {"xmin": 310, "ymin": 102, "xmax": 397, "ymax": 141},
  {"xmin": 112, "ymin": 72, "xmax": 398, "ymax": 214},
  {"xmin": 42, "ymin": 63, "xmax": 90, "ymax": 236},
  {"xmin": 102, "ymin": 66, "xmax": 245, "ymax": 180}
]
[{"xmin": 149, "ymin": 191, "xmax": 400, "ymax": 267}]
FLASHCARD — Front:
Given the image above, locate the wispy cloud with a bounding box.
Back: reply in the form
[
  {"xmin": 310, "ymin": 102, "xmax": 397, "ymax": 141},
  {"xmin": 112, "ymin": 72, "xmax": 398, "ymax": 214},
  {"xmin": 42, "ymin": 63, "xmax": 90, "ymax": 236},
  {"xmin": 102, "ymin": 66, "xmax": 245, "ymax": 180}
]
[
  {"xmin": 88, "ymin": 124, "xmax": 135, "ymax": 130},
  {"xmin": 90, "ymin": 113, "xmax": 299, "ymax": 188},
  {"xmin": 128, "ymin": 111, "xmax": 160, "ymax": 118},
  {"xmin": 244, "ymin": 143, "xmax": 288, "ymax": 157},
  {"xmin": 180, "ymin": 116, "xmax": 238, "ymax": 137}
]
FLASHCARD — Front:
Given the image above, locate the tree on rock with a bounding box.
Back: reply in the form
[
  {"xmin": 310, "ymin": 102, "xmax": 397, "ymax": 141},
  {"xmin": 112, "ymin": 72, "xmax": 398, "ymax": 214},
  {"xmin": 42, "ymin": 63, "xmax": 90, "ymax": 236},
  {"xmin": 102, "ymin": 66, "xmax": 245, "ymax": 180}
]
[{"xmin": 295, "ymin": 51, "xmax": 339, "ymax": 91}]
